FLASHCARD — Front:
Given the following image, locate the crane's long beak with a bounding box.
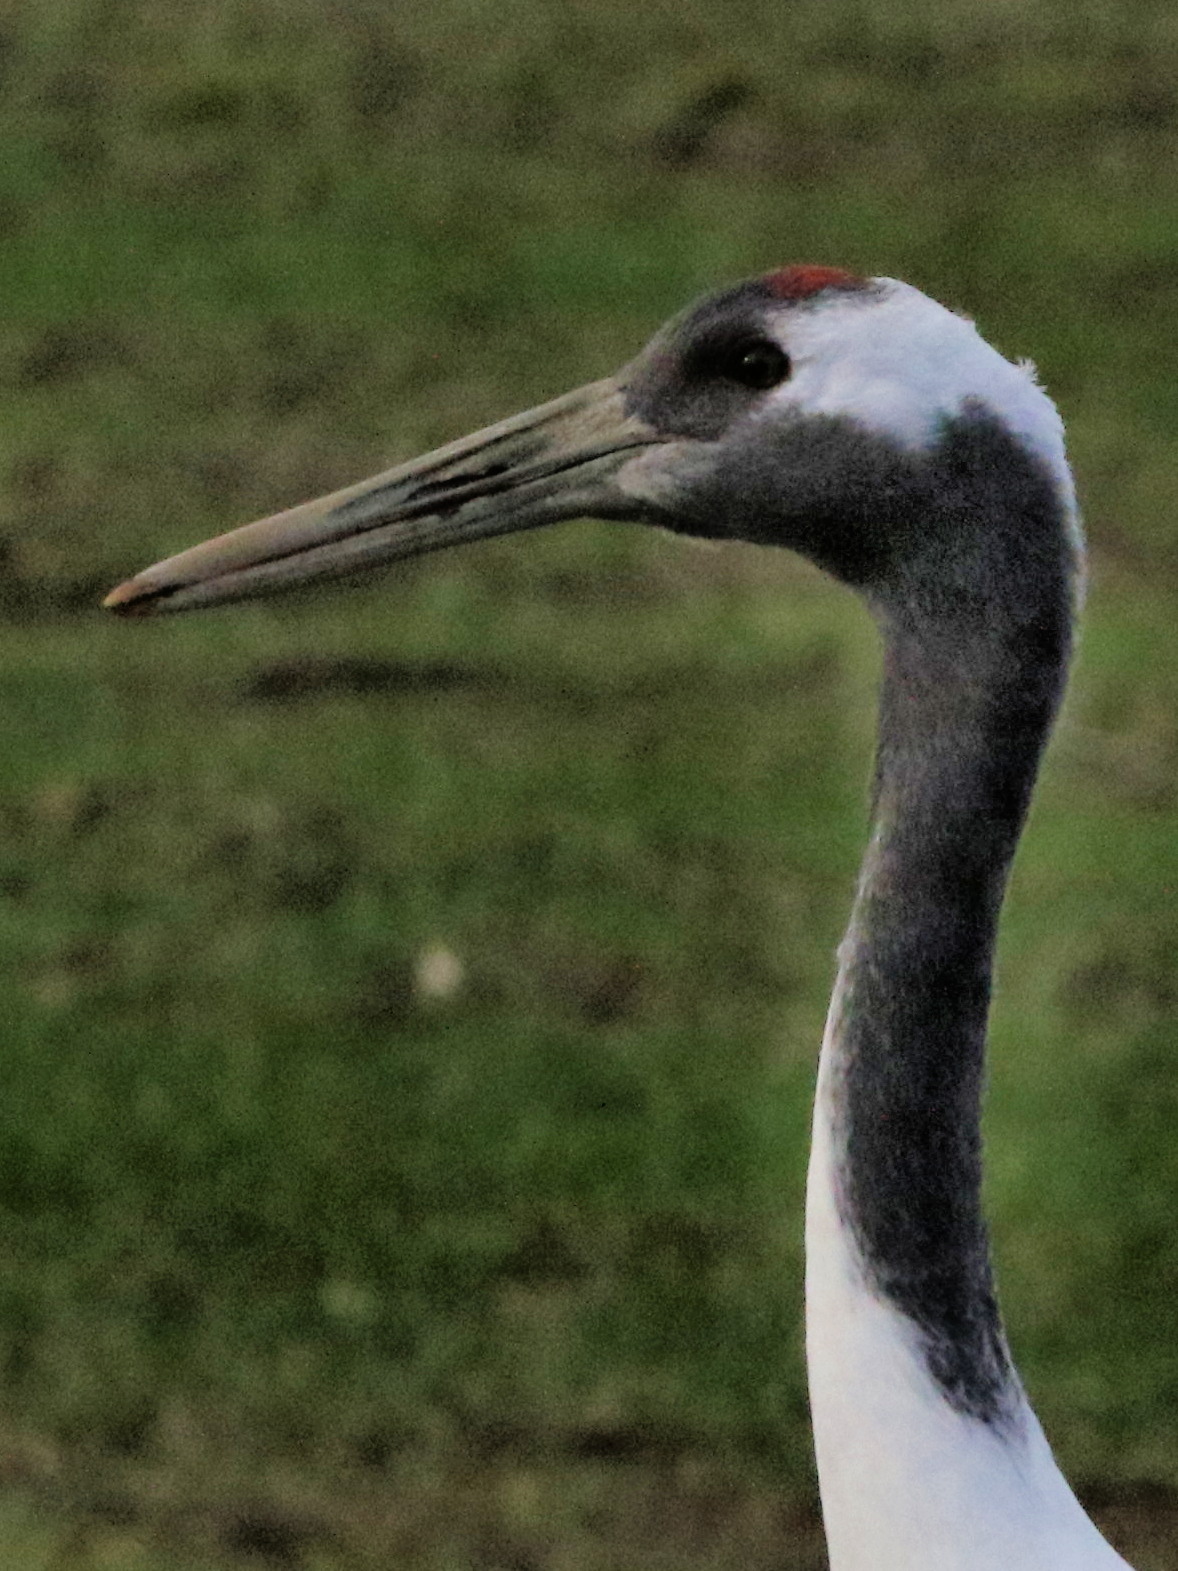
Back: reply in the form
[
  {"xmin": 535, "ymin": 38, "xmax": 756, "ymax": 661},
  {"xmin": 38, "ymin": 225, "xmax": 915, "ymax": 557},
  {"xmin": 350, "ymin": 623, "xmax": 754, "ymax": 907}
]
[{"xmin": 104, "ymin": 377, "xmax": 665, "ymax": 615}]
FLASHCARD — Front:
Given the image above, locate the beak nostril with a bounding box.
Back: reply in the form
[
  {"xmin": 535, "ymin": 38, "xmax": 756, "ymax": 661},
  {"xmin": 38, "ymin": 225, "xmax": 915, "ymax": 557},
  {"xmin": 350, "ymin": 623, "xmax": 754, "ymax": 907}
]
[{"xmin": 406, "ymin": 460, "xmax": 514, "ymax": 504}]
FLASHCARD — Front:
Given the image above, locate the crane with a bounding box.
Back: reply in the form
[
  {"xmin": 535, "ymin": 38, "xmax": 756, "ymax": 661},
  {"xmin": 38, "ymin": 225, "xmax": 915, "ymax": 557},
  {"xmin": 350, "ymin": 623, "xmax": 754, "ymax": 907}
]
[{"xmin": 105, "ymin": 266, "xmax": 1133, "ymax": 1568}]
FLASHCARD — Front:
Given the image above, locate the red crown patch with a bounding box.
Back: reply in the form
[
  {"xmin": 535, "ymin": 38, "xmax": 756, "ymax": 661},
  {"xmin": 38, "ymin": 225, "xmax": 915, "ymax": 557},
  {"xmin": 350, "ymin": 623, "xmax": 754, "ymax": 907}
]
[{"xmin": 765, "ymin": 265, "xmax": 868, "ymax": 301}]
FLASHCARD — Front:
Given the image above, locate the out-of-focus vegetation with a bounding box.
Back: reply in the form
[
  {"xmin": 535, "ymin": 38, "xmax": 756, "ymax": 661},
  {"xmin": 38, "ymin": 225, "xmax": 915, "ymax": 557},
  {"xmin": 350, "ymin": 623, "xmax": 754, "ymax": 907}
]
[{"xmin": 2, "ymin": 1, "xmax": 1178, "ymax": 1566}]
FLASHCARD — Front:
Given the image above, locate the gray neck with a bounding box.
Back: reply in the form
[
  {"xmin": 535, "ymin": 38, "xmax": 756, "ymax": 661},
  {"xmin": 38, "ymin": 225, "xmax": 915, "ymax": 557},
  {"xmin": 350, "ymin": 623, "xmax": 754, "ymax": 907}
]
[{"xmin": 830, "ymin": 455, "xmax": 1077, "ymax": 1423}]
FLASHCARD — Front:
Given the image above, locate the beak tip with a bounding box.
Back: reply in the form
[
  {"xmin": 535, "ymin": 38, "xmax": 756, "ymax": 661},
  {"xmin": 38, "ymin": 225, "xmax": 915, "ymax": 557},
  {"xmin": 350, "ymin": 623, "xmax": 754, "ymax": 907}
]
[{"xmin": 103, "ymin": 578, "xmax": 158, "ymax": 616}]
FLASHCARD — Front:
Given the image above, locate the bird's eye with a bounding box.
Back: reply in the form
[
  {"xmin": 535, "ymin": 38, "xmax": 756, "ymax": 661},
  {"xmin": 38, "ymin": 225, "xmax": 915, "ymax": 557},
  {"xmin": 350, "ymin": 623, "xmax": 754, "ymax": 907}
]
[{"xmin": 723, "ymin": 338, "xmax": 790, "ymax": 390}]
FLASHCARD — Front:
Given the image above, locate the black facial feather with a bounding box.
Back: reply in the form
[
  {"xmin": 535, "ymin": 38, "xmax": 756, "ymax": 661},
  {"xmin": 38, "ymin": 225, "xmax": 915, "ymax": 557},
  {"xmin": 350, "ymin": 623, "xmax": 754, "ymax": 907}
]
[{"xmin": 623, "ymin": 280, "xmax": 795, "ymax": 440}]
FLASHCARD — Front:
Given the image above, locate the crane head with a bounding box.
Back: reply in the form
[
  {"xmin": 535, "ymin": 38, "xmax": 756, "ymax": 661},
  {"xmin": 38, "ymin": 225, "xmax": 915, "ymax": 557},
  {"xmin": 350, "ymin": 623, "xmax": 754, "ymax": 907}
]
[{"xmin": 104, "ymin": 268, "xmax": 1073, "ymax": 616}]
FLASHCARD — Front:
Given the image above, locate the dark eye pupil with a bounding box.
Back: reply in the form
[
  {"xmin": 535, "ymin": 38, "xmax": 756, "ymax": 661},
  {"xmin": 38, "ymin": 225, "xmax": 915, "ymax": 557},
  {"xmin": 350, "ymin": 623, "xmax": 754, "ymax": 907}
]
[{"xmin": 729, "ymin": 340, "xmax": 789, "ymax": 390}]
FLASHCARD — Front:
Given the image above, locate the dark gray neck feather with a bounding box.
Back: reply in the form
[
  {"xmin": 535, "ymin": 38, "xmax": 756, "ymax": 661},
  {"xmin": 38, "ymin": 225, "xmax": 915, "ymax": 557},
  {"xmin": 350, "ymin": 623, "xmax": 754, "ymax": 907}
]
[{"xmin": 830, "ymin": 418, "xmax": 1077, "ymax": 1425}]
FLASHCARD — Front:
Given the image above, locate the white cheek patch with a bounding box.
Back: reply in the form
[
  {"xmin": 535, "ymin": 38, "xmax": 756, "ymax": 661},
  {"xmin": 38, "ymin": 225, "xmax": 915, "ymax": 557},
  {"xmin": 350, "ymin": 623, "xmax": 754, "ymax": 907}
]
[{"xmin": 763, "ymin": 280, "xmax": 1077, "ymax": 522}]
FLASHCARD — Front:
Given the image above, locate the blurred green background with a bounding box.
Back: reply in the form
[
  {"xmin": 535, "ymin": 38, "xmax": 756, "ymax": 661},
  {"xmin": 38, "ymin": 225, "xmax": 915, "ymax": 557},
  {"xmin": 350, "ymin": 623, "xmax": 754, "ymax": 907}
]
[{"xmin": 2, "ymin": 1, "xmax": 1178, "ymax": 1566}]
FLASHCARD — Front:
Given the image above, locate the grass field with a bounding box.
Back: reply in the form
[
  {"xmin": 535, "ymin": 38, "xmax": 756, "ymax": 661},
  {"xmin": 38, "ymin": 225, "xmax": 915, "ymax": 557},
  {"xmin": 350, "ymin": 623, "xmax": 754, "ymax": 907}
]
[{"xmin": 2, "ymin": 2, "xmax": 1178, "ymax": 1566}]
